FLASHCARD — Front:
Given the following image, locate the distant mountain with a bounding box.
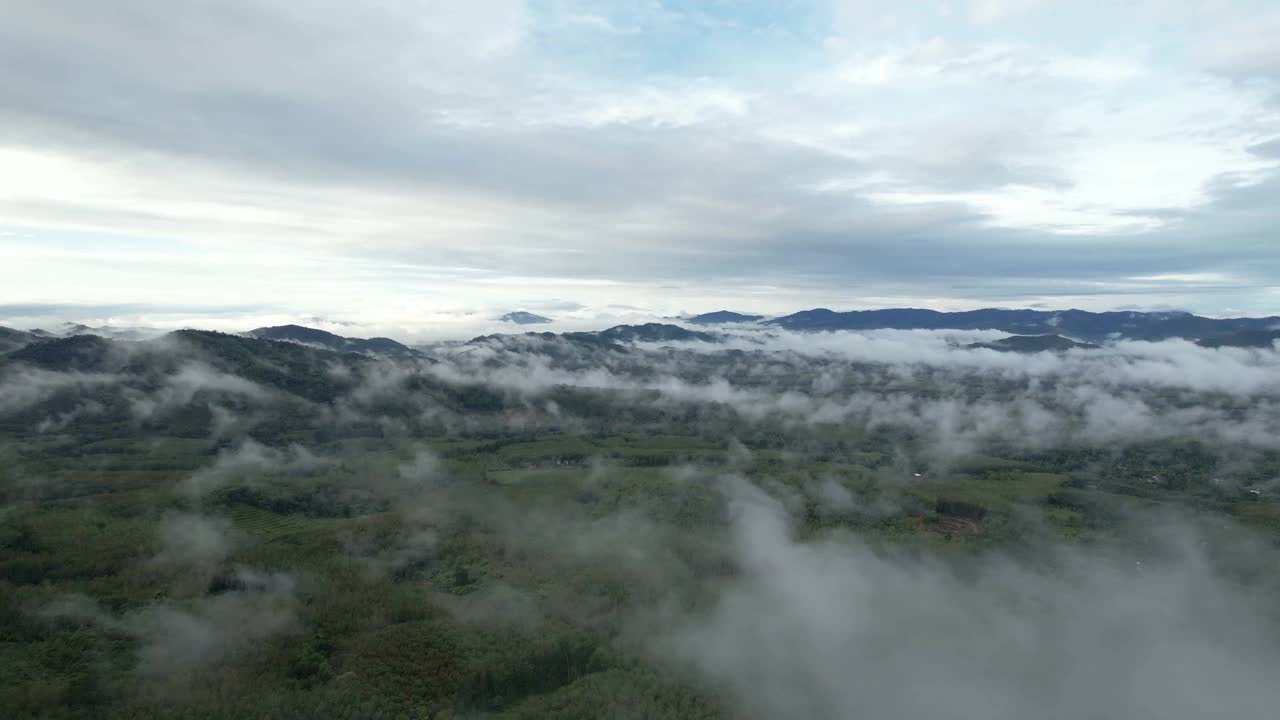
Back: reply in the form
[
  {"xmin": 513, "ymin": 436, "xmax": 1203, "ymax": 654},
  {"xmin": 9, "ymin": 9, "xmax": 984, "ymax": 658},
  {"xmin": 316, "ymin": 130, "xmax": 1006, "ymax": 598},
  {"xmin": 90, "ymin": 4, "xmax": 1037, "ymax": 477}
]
[
  {"xmin": 1196, "ymin": 330, "xmax": 1280, "ymax": 349},
  {"xmin": 465, "ymin": 323, "xmax": 716, "ymax": 350},
  {"xmin": 767, "ymin": 308, "xmax": 1280, "ymax": 342},
  {"xmin": 463, "ymin": 331, "xmax": 626, "ymax": 362},
  {"xmin": 966, "ymin": 334, "xmax": 1100, "ymax": 353},
  {"xmin": 596, "ymin": 323, "xmax": 716, "ymax": 343},
  {"xmin": 300, "ymin": 316, "xmax": 357, "ymax": 327},
  {"xmin": 8, "ymin": 334, "xmax": 124, "ymax": 372},
  {"xmin": 170, "ymin": 330, "xmax": 369, "ymax": 402},
  {"xmin": 0, "ymin": 326, "xmax": 45, "ymax": 354},
  {"xmin": 686, "ymin": 310, "xmax": 764, "ymax": 325},
  {"xmin": 19, "ymin": 323, "xmax": 160, "ymax": 342},
  {"xmin": 498, "ymin": 311, "xmax": 552, "ymax": 325},
  {"xmin": 247, "ymin": 325, "xmax": 424, "ymax": 357}
]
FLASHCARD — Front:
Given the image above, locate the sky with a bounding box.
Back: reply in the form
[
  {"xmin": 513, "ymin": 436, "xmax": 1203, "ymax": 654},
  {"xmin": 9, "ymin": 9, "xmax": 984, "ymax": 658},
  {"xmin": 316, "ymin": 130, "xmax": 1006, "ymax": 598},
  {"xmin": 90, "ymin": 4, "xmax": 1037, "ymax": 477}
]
[{"xmin": 1, "ymin": 0, "xmax": 1279, "ymax": 334}]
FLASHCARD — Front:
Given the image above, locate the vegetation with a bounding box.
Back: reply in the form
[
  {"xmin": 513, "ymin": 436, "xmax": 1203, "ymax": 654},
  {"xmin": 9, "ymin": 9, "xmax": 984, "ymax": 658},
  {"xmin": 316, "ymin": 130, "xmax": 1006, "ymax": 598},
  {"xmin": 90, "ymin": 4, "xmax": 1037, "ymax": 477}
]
[{"xmin": 1, "ymin": 328, "xmax": 1278, "ymax": 718}]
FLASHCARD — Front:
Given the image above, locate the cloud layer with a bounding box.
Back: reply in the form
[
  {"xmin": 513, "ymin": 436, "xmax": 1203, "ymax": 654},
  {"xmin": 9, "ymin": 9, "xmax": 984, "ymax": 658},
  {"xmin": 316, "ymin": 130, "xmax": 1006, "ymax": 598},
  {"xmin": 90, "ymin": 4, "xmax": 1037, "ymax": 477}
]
[
  {"xmin": 1, "ymin": 1, "xmax": 1279, "ymax": 322},
  {"xmin": 662, "ymin": 478, "xmax": 1280, "ymax": 720}
]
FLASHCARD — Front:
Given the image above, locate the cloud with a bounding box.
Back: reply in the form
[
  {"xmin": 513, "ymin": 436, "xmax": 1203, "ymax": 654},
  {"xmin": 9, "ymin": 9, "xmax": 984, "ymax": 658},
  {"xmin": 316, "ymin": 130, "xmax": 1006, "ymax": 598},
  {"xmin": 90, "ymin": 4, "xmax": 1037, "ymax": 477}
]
[
  {"xmin": 1, "ymin": 1, "xmax": 1279, "ymax": 316},
  {"xmin": 42, "ymin": 569, "xmax": 298, "ymax": 684},
  {"xmin": 182, "ymin": 440, "xmax": 329, "ymax": 498},
  {"xmin": 658, "ymin": 478, "xmax": 1280, "ymax": 720},
  {"xmin": 1249, "ymin": 138, "xmax": 1280, "ymax": 159},
  {"xmin": 397, "ymin": 449, "xmax": 444, "ymax": 487},
  {"xmin": 1194, "ymin": 7, "xmax": 1280, "ymax": 80},
  {"xmin": 8, "ymin": 325, "xmax": 1277, "ymax": 469},
  {"xmin": 125, "ymin": 569, "xmax": 297, "ymax": 680},
  {"xmin": 0, "ymin": 366, "xmax": 118, "ymax": 415},
  {"xmin": 150, "ymin": 512, "xmax": 233, "ymax": 572},
  {"xmin": 430, "ymin": 327, "xmax": 1280, "ymax": 460},
  {"xmin": 128, "ymin": 362, "xmax": 275, "ymax": 421},
  {"xmin": 14, "ymin": 321, "xmax": 1280, "ymax": 711},
  {"xmin": 969, "ymin": 0, "xmax": 1058, "ymax": 24}
]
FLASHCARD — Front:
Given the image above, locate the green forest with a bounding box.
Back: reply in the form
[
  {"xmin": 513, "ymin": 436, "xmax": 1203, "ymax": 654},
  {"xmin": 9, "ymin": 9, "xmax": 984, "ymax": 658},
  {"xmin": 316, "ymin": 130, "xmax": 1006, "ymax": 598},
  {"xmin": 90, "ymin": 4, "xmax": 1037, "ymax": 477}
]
[{"xmin": 2, "ymin": 329, "xmax": 1279, "ymax": 719}]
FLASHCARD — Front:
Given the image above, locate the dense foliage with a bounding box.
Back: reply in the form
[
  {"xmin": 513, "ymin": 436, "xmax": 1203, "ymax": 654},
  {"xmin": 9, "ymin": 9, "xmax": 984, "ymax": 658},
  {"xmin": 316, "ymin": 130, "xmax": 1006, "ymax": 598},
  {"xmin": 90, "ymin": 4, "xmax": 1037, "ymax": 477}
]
[{"xmin": 1, "ymin": 328, "xmax": 1278, "ymax": 718}]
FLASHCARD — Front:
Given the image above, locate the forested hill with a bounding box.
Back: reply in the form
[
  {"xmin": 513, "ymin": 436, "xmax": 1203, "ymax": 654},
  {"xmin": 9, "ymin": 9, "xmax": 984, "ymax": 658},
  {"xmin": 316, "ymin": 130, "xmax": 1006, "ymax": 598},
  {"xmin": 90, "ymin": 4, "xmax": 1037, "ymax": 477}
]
[
  {"xmin": 966, "ymin": 335, "xmax": 1101, "ymax": 353},
  {"xmin": 4, "ymin": 304, "xmax": 1279, "ymax": 358},
  {"xmin": 247, "ymin": 325, "xmax": 425, "ymax": 358},
  {"xmin": 765, "ymin": 307, "xmax": 1280, "ymax": 341},
  {"xmin": 2, "ymin": 317, "xmax": 1279, "ymax": 718}
]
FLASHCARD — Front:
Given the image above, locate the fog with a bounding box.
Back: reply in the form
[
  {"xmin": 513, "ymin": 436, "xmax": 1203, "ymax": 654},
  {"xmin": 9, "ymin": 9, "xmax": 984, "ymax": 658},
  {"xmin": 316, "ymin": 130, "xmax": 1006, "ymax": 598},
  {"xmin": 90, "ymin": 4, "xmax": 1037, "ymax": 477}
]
[
  {"xmin": 126, "ymin": 569, "xmax": 297, "ymax": 684},
  {"xmin": 182, "ymin": 440, "xmax": 329, "ymax": 499},
  {"xmin": 5, "ymin": 323, "xmax": 1280, "ymax": 716},
  {"xmin": 423, "ymin": 329, "xmax": 1280, "ymax": 457},
  {"xmin": 657, "ymin": 478, "xmax": 1280, "ymax": 720},
  {"xmin": 41, "ymin": 569, "xmax": 298, "ymax": 687}
]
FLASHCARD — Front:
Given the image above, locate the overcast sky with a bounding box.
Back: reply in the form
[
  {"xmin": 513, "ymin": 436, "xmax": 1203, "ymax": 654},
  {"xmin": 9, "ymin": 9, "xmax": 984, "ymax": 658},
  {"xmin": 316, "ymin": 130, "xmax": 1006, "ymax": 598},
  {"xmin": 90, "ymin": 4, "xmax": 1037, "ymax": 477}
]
[{"xmin": 2, "ymin": 0, "xmax": 1278, "ymax": 332}]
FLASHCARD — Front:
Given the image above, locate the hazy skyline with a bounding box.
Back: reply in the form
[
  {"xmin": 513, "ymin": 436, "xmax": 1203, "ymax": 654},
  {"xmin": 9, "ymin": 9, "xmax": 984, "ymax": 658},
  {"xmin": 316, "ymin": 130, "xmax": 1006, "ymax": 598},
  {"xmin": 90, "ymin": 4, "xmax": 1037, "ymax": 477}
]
[{"xmin": 2, "ymin": 0, "xmax": 1279, "ymax": 331}]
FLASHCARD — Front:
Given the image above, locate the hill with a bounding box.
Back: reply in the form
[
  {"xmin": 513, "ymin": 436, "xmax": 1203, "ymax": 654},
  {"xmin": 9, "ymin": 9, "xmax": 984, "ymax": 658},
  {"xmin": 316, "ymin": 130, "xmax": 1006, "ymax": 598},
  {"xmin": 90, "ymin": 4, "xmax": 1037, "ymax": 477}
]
[
  {"xmin": 45, "ymin": 322, "xmax": 158, "ymax": 341},
  {"xmin": 247, "ymin": 324, "xmax": 423, "ymax": 357},
  {"xmin": 1196, "ymin": 330, "xmax": 1280, "ymax": 349},
  {"xmin": 7, "ymin": 334, "xmax": 124, "ymax": 372},
  {"xmin": 465, "ymin": 323, "xmax": 716, "ymax": 353},
  {"xmin": 768, "ymin": 307, "xmax": 1280, "ymax": 341},
  {"xmin": 966, "ymin": 334, "xmax": 1100, "ymax": 353},
  {"xmin": 499, "ymin": 311, "xmax": 552, "ymax": 325},
  {"xmin": 597, "ymin": 323, "xmax": 717, "ymax": 343},
  {"xmin": 686, "ymin": 311, "xmax": 764, "ymax": 325},
  {"xmin": 2, "ymin": 304, "xmax": 1280, "ymax": 719},
  {"xmin": 0, "ymin": 326, "xmax": 44, "ymax": 354}
]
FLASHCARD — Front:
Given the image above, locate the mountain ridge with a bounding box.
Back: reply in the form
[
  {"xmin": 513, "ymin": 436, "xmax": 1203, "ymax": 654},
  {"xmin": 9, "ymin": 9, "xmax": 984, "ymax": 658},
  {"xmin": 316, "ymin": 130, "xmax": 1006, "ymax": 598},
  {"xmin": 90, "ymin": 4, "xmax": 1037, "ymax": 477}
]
[
  {"xmin": 246, "ymin": 324, "xmax": 424, "ymax": 358},
  {"xmin": 1195, "ymin": 329, "xmax": 1280, "ymax": 349},
  {"xmin": 686, "ymin": 310, "xmax": 765, "ymax": 325},
  {"xmin": 766, "ymin": 307, "xmax": 1280, "ymax": 341},
  {"xmin": 499, "ymin": 311, "xmax": 552, "ymax": 325},
  {"xmin": 965, "ymin": 334, "xmax": 1101, "ymax": 353}
]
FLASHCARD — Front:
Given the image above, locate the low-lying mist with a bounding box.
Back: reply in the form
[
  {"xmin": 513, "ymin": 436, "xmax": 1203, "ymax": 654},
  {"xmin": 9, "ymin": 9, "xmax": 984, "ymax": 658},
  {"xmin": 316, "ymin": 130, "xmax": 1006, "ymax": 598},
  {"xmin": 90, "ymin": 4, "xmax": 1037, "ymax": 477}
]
[
  {"xmin": 659, "ymin": 478, "xmax": 1280, "ymax": 720},
  {"xmin": 2, "ymin": 325, "xmax": 1278, "ymax": 717}
]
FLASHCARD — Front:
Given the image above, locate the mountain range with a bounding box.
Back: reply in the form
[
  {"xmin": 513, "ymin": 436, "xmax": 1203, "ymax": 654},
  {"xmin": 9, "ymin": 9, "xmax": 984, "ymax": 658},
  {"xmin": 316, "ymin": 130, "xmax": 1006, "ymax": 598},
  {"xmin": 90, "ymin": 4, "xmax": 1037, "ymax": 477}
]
[
  {"xmin": 686, "ymin": 310, "xmax": 764, "ymax": 325},
  {"xmin": 965, "ymin": 334, "xmax": 1101, "ymax": 353},
  {"xmin": 595, "ymin": 323, "xmax": 716, "ymax": 344},
  {"xmin": 246, "ymin": 325, "xmax": 425, "ymax": 358},
  {"xmin": 1, "ymin": 307, "xmax": 1278, "ymax": 361},
  {"xmin": 498, "ymin": 311, "xmax": 552, "ymax": 325},
  {"xmin": 762, "ymin": 308, "xmax": 1280, "ymax": 341},
  {"xmin": 1195, "ymin": 329, "xmax": 1280, "ymax": 349}
]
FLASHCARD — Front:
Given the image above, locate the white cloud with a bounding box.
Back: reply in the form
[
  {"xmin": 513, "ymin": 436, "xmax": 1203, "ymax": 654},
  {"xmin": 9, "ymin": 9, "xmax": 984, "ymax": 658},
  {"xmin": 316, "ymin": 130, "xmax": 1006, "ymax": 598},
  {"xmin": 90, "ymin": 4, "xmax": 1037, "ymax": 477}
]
[
  {"xmin": 1130, "ymin": 273, "xmax": 1238, "ymax": 284},
  {"xmin": 662, "ymin": 477, "xmax": 1280, "ymax": 720},
  {"xmin": 969, "ymin": 0, "xmax": 1058, "ymax": 24},
  {"xmin": 1194, "ymin": 6, "xmax": 1280, "ymax": 79},
  {"xmin": 2, "ymin": 0, "xmax": 1280, "ymax": 317}
]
